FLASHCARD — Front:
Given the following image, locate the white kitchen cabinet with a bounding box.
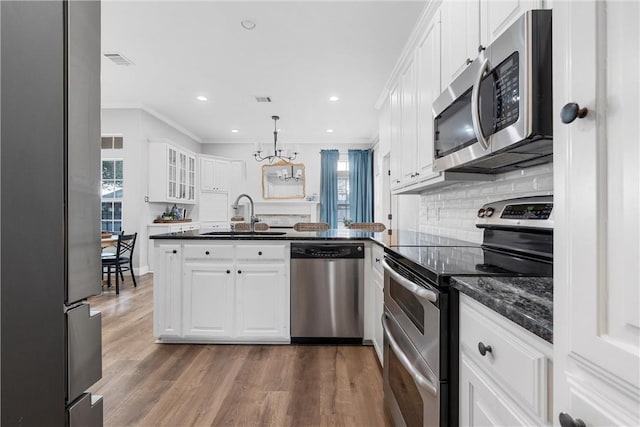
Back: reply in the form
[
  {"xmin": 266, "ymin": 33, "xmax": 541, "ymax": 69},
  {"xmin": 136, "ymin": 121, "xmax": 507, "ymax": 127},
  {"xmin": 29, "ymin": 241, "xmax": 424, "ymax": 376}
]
[
  {"xmin": 415, "ymin": 10, "xmax": 441, "ymax": 181},
  {"xmin": 399, "ymin": 54, "xmax": 418, "ymax": 185},
  {"xmin": 182, "ymin": 243, "xmax": 235, "ymax": 339},
  {"xmin": 480, "ymin": 0, "xmax": 542, "ymax": 48},
  {"xmin": 182, "ymin": 263, "xmax": 234, "ymax": 339},
  {"xmin": 440, "ymin": 0, "xmax": 480, "ymax": 90},
  {"xmin": 153, "ymin": 244, "xmax": 182, "ymax": 338},
  {"xmin": 371, "ymin": 263, "xmax": 384, "ymax": 364},
  {"xmin": 200, "ymin": 156, "xmax": 231, "ymax": 192},
  {"xmin": 148, "ymin": 141, "xmax": 197, "ymax": 204},
  {"xmin": 153, "ymin": 241, "xmax": 290, "ymax": 343},
  {"xmin": 553, "ymin": 1, "xmax": 640, "ymax": 426},
  {"xmin": 389, "ymin": 82, "xmax": 403, "ymax": 189},
  {"xmin": 147, "ymin": 222, "xmax": 199, "ymax": 273},
  {"xmin": 459, "ymin": 294, "xmax": 552, "ymax": 426},
  {"xmin": 235, "ymin": 263, "xmax": 288, "ymax": 340},
  {"xmin": 440, "ymin": 0, "xmax": 543, "ymax": 91}
]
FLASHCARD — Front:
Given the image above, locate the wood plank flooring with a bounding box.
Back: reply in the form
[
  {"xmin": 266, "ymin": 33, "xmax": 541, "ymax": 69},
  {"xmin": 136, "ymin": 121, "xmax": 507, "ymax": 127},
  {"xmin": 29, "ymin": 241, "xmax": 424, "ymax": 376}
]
[{"xmin": 89, "ymin": 274, "xmax": 392, "ymax": 427}]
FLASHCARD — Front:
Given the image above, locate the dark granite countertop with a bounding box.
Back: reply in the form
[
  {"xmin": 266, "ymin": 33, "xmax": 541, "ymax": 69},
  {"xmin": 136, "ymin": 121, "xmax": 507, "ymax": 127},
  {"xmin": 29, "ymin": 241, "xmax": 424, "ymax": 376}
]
[
  {"xmin": 149, "ymin": 228, "xmax": 464, "ymax": 248},
  {"xmin": 451, "ymin": 276, "xmax": 553, "ymax": 343}
]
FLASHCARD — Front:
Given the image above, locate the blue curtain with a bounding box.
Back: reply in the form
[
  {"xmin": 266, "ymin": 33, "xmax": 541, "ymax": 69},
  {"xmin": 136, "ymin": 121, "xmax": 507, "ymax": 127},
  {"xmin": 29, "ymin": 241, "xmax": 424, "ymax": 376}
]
[
  {"xmin": 320, "ymin": 149, "xmax": 340, "ymax": 228},
  {"xmin": 348, "ymin": 149, "xmax": 373, "ymax": 223}
]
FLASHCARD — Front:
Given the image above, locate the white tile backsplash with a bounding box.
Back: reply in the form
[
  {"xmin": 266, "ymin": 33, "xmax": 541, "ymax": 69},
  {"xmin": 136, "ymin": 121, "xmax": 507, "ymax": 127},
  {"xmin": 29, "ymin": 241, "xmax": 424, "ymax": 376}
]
[{"xmin": 419, "ymin": 164, "xmax": 553, "ymax": 244}]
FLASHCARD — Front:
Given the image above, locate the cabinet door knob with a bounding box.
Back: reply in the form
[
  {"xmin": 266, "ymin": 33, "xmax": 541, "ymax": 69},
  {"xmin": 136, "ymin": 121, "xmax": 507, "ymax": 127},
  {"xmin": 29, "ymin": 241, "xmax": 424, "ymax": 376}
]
[
  {"xmin": 172, "ymin": 249, "xmax": 177, "ymax": 254},
  {"xmin": 478, "ymin": 44, "xmax": 486, "ymax": 53},
  {"xmin": 375, "ymin": 258, "xmax": 381, "ymax": 263},
  {"xmin": 559, "ymin": 413, "xmax": 586, "ymax": 427},
  {"xmin": 561, "ymin": 102, "xmax": 588, "ymax": 124},
  {"xmin": 205, "ymin": 251, "xmax": 210, "ymax": 255},
  {"xmin": 258, "ymin": 251, "xmax": 263, "ymax": 256},
  {"xmin": 226, "ymin": 269, "xmax": 231, "ymax": 274},
  {"xmin": 478, "ymin": 342, "xmax": 492, "ymax": 356},
  {"xmin": 465, "ymin": 58, "xmax": 473, "ymax": 65},
  {"xmin": 237, "ymin": 270, "xmax": 242, "ymax": 274}
]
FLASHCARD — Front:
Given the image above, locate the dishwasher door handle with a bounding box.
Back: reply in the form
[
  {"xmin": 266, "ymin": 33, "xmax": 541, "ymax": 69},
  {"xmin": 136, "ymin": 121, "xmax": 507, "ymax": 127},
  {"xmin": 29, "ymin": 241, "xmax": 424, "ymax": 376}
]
[{"xmin": 382, "ymin": 259, "xmax": 437, "ymax": 304}]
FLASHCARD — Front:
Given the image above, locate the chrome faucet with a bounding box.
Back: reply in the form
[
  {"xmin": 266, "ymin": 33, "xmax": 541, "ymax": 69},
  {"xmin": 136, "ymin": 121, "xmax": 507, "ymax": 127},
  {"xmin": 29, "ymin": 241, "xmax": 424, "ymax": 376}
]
[{"xmin": 232, "ymin": 193, "xmax": 259, "ymax": 232}]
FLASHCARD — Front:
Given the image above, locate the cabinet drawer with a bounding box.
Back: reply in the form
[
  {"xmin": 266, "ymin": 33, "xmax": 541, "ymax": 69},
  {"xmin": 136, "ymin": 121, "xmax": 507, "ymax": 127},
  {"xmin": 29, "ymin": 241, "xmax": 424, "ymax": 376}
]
[
  {"xmin": 459, "ymin": 294, "xmax": 551, "ymax": 418},
  {"xmin": 235, "ymin": 244, "xmax": 286, "ymax": 261},
  {"xmin": 183, "ymin": 244, "xmax": 234, "ymax": 261}
]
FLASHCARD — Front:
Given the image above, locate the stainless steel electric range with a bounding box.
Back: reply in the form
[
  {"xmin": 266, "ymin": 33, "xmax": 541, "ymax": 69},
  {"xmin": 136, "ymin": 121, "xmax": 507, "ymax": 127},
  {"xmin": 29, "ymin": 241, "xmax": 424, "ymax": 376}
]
[{"xmin": 382, "ymin": 196, "xmax": 553, "ymax": 427}]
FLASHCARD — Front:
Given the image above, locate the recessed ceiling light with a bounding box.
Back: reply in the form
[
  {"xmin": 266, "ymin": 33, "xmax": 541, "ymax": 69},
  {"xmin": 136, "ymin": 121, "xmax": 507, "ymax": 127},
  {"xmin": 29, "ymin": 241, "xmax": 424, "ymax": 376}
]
[
  {"xmin": 231, "ymin": 129, "xmax": 239, "ymax": 133},
  {"xmin": 329, "ymin": 96, "xmax": 340, "ymax": 102},
  {"xmin": 196, "ymin": 95, "xmax": 208, "ymax": 101},
  {"xmin": 241, "ymin": 20, "xmax": 256, "ymax": 30},
  {"xmin": 326, "ymin": 129, "xmax": 334, "ymax": 133}
]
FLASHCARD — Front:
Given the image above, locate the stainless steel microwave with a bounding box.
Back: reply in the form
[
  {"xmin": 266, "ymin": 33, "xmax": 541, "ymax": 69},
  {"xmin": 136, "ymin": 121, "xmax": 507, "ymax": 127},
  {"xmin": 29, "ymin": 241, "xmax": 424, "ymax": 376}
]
[{"xmin": 432, "ymin": 10, "xmax": 552, "ymax": 173}]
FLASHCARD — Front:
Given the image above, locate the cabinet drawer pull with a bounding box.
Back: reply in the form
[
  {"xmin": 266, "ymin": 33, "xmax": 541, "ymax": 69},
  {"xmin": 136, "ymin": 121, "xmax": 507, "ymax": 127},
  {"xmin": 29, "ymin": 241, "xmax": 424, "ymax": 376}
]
[
  {"xmin": 172, "ymin": 250, "xmax": 177, "ymax": 254},
  {"xmin": 559, "ymin": 413, "xmax": 586, "ymax": 427},
  {"xmin": 478, "ymin": 342, "xmax": 492, "ymax": 356},
  {"xmin": 205, "ymin": 251, "xmax": 210, "ymax": 255},
  {"xmin": 258, "ymin": 251, "xmax": 263, "ymax": 256},
  {"xmin": 226, "ymin": 270, "xmax": 231, "ymax": 274},
  {"xmin": 237, "ymin": 270, "xmax": 242, "ymax": 274}
]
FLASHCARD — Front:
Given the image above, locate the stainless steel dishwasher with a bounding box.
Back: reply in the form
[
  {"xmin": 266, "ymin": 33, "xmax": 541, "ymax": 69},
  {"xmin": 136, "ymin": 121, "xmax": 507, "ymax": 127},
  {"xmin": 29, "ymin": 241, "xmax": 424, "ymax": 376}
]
[{"xmin": 290, "ymin": 243, "xmax": 365, "ymax": 344}]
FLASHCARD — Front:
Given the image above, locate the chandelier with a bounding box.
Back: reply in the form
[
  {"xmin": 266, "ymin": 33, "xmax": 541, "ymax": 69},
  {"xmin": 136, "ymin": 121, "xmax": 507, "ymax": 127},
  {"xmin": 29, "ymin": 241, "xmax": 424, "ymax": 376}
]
[{"xmin": 253, "ymin": 115, "xmax": 299, "ymax": 163}]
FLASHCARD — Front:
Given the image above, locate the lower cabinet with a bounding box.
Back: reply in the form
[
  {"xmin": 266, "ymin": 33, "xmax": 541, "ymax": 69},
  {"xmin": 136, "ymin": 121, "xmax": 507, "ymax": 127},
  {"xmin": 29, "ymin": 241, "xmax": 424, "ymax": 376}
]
[
  {"xmin": 154, "ymin": 241, "xmax": 290, "ymax": 343},
  {"xmin": 235, "ymin": 263, "xmax": 288, "ymax": 339},
  {"xmin": 371, "ymin": 268, "xmax": 384, "ymax": 364},
  {"xmin": 459, "ymin": 294, "xmax": 552, "ymax": 427}
]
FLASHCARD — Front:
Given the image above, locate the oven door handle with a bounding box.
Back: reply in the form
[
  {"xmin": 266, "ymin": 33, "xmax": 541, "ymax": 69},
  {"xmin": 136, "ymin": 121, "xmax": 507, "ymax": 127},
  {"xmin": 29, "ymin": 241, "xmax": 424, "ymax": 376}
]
[
  {"xmin": 382, "ymin": 314, "xmax": 438, "ymax": 397},
  {"xmin": 382, "ymin": 259, "xmax": 437, "ymax": 303},
  {"xmin": 471, "ymin": 57, "xmax": 491, "ymax": 151}
]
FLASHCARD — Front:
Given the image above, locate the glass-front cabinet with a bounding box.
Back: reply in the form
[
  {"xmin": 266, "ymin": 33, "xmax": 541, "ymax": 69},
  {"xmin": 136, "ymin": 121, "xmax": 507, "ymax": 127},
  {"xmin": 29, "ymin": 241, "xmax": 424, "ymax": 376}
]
[{"xmin": 148, "ymin": 140, "xmax": 197, "ymax": 204}]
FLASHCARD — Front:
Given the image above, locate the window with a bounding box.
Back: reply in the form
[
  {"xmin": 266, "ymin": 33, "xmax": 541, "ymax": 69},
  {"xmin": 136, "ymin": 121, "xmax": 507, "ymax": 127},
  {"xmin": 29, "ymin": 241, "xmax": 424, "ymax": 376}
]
[
  {"xmin": 101, "ymin": 135, "xmax": 123, "ymax": 150},
  {"xmin": 101, "ymin": 159, "xmax": 123, "ymax": 232},
  {"xmin": 337, "ymin": 156, "xmax": 350, "ymax": 229}
]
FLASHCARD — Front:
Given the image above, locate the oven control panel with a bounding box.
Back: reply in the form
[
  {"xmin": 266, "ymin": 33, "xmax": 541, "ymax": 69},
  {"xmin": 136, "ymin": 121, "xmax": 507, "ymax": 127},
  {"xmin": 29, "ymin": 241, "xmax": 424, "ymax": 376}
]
[{"xmin": 476, "ymin": 196, "xmax": 553, "ymax": 229}]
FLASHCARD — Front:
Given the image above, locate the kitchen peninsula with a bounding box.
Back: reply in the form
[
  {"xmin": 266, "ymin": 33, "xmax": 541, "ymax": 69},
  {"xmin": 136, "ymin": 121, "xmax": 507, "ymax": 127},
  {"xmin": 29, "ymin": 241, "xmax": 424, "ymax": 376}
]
[{"xmin": 150, "ymin": 228, "xmax": 387, "ymax": 346}]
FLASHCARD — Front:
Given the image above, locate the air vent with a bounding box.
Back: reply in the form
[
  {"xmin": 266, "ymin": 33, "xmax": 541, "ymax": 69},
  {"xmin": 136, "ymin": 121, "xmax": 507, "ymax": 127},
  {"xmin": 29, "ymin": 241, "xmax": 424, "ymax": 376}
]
[
  {"xmin": 255, "ymin": 96, "xmax": 272, "ymax": 103},
  {"xmin": 104, "ymin": 53, "xmax": 134, "ymax": 66}
]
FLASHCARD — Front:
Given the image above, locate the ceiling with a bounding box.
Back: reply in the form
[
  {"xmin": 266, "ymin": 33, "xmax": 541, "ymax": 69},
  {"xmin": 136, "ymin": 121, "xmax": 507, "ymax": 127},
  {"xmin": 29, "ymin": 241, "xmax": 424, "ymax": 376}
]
[{"xmin": 101, "ymin": 1, "xmax": 425, "ymax": 144}]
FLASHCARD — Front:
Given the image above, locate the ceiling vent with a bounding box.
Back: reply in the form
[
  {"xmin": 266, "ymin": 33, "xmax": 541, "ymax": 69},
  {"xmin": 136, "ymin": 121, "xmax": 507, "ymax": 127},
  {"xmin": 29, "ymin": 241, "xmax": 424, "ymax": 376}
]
[
  {"xmin": 255, "ymin": 96, "xmax": 272, "ymax": 103},
  {"xmin": 104, "ymin": 53, "xmax": 134, "ymax": 66}
]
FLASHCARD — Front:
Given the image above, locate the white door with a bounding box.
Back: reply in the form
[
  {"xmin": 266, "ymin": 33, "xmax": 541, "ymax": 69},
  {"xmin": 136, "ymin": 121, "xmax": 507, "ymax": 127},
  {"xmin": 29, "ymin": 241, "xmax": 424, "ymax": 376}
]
[
  {"xmin": 234, "ymin": 263, "xmax": 289, "ymax": 340},
  {"xmin": 553, "ymin": 1, "xmax": 640, "ymax": 426},
  {"xmin": 182, "ymin": 263, "xmax": 234, "ymax": 338},
  {"xmin": 153, "ymin": 244, "xmax": 182, "ymax": 338}
]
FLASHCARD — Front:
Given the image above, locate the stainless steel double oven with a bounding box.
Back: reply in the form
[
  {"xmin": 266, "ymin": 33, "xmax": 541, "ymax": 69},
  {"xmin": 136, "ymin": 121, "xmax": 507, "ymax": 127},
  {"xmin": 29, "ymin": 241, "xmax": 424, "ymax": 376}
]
[{"xmin": 382, "ymin": 196, "xmax": 554, "ymax": 427}]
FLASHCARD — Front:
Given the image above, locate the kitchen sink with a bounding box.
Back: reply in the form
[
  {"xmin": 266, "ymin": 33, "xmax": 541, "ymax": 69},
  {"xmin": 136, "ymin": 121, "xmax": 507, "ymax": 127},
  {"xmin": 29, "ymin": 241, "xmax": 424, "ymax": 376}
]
[{"xmin": 201, "ymin": 231, "xmax": 287, "ymax": 236}]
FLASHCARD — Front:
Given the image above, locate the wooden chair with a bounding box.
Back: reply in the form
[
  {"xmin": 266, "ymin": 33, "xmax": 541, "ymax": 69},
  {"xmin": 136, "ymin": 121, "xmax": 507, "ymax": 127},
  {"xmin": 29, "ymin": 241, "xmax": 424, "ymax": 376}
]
[
  {"xmin": 233, "ymin": 222, "xmax": 269, "ymax": 231},
  {"xmin": 348, "ymin": 222, "xmax": 386, "ymax": 232},
  {"xmin": 293, "ymin": 222, "xmax": 330, "ymax": 231},
  {"xmin": 101, "ymin": 232, "xmax": 137, "ymax": 295}
]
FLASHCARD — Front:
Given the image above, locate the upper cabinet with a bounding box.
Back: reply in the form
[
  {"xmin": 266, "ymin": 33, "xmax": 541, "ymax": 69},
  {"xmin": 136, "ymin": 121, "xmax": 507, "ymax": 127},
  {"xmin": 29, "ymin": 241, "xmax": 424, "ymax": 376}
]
[
  {"xmin": 201, "ymin": 157, "xmax": 230, "ymax": 192},
  {"xmin": 553, "ymin": 1, "xmax": 640, "ymax": 426},
  {"xmin": 440, "ymin": 0, "xmax": 543, "ymax": 90},
  {"xmin": 440, "ymin": 0, "xmax": 480, "ymax": 90},
  {"xmin": 199, "ymin": 156, "xmax": 245, "ymax": 195},
  {"xmin": 148, "ymin": 140, "xmax": 197, "ymax": 204}
]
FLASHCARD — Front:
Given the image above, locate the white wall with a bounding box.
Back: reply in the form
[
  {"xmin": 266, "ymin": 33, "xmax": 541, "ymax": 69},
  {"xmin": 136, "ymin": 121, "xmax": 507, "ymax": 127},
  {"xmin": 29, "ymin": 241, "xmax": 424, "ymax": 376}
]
[
  {"xmin": 200, "ymin": 141, "xmax": 371, "ymax": 201},
  {"xmin": 101, "ymin": 108, "xmax": 201, "ymax": 274},
  {"xmin": 418, "ymin": 163, "xmax": 554, "ymax": 243}
]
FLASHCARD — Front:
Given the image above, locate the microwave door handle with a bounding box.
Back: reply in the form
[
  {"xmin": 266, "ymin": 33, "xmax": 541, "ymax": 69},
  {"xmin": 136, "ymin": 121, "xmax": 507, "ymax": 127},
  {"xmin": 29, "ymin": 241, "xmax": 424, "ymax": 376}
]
[
  {"xmin": 471, "ymin": 57, "xmax": 491, "ymax": 151},
  {"xmin": 382, "ymin": 313, "xmax": 438, "ymax": 397},
  {"xmin": 382, "ymin": 259, "xmax": 437, "ymax": 303}
]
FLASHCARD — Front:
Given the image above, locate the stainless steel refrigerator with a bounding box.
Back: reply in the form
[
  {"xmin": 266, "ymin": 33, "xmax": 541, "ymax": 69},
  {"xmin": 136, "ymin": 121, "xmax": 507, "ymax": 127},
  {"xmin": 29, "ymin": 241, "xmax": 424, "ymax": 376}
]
[{"xmin": 1, "ymin": 1, "xmax": 103, "ymax": 425}]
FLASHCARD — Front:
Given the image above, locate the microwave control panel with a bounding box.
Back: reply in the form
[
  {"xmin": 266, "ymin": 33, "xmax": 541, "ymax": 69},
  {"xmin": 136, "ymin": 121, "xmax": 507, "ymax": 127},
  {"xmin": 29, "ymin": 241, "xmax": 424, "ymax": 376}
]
[{"xmin": 494, "ymin": 52, "xmax": 520, "ymax": 132}]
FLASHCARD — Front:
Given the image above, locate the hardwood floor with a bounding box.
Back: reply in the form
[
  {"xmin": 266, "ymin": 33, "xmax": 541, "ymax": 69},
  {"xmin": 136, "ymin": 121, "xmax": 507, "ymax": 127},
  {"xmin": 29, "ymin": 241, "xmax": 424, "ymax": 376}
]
[{"xmin": 89, "ymin": 274, "xmax": 392, "ymax": 427}]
